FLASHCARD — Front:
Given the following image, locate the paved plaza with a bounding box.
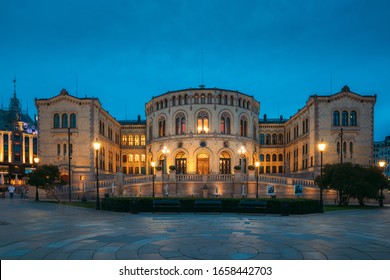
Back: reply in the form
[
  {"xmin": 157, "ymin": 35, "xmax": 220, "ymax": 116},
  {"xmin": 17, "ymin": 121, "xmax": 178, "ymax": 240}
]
[{"xmin": 0, "ymin": 199, "xmax": 389, "ymax": 260}]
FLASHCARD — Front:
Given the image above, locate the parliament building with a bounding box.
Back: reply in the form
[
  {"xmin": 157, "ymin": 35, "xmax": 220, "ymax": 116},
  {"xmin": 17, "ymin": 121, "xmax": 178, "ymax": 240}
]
[{"xmin": 34, "ymin": 85, "xmax": 376, "ymax": 198}]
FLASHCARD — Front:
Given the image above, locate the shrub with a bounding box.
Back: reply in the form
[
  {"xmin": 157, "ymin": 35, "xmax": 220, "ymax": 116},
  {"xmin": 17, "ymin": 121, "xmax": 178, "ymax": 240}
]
[{"xmin": 234, "ymin": 165, "xmax": 241, "ymax": 170}]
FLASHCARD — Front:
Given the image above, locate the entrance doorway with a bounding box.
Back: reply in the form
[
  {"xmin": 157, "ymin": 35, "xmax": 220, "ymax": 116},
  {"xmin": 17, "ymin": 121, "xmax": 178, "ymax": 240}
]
[
  {"xmin": 175, "ymin": 152, "xmax": 187, "ymax": 174},
  {"xmin": 197, "ymin": 153, "xmax": 209, "ymax": 174},
  {"xmin": 219, "ymin": 151, "xmax": 231, "ymax": 174}
]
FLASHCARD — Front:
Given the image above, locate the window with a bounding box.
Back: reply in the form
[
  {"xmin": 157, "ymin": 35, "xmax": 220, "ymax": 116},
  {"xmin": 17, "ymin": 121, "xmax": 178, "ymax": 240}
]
[
  {"xmin": 141, "ymin": 135, "xmax": 146, "ymax": 145},
  {"xmin": 134, "ymin": 135, "xmax": 140, "ymax": 146},
  {"xmin": 342, "ymin": 111, "xmax": 349, "ymax": 126},
  {"xmin": 260, "ymin": 154, "xmax": 265, "ymax": 162},
  {"xmin": 350, "ymin": 110, "xmax": 357, "ymax": 126},
  {"xmin": 122, "ymin": 155, "xmax": 127, "ymax": 163},
  {"xmin": 278, "ymin": 154, "xmax": 283, "ymax": 161},
  {"xmin": 260, "ymin": 134, "xmax": 265, "ymax": 145},
  {"xmin": 272, "ymin": 154, "xmax": 277, "ymax": 161},
  {"xmin": 266, "ymin": 154, "xmax": 271, "ymax": 162},
  {"xmin": 53, "ymin": 113, "xmax": 60, "ymax": 128},
  {"xmin": 175, "ymin": 113, "xmax": 186, "ymax": 135},
  {"xmin": 128, "ymin": 135, "xmax": 134, "ymax": 146},
  {"xmin": 128, "ymin": 154, "xmax": 133, "ymax": 162},
  {"xmin": 240, "ymin": 116, "xmax": 248, "ymax": 137},
  {"xmin": 201, "ymin": 94, "xmax": 206, "ymax": 104},
  {"xmin": 278, "ymin": 133, "xmax": 284, "ymax": 145},
  {"xmin": 197, "ymin": 111, "xmax": 209, "ymax": 133},
  {"xmin": 220, "ymin": 112, "xmax": 231, "ymax": 134},
  {"xmin": 63, "ymin": 143, "xmax": 67, "ymax": 156},
  {"xmin": 61, "ymin": 113, "xmax": 68, "ymax": 128},
  {"xmin": 122, "ymin": 135, "xmax": 127, "ymax": 146},
  {"xmin": 57, "ymin": 143, "xmax": 61, "ymax": 156},
  {"xmin": 158, "ymin": 117, "xmax": 166, "ymax": 137},
  {"xmin": 265, "ymin": 134, "xmax": 271, "ymax": 145},
  {"xmin": 350, "ymin": 142, "xmax": 353, "ymax": 157},
  {"xmin": 70, "ymin": 113, "xmax": 77, "ymax": 128},
  {"xmin": 272, "ymin": 134, "xmax": 277, "ymax": 145},
  {"xmin": 134, "ymin": 154, "xmax": 140, "ymax": 162}
]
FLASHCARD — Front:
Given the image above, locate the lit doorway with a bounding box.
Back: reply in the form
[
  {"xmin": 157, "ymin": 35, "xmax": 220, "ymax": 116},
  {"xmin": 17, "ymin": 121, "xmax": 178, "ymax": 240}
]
[
  {"xmin": 197, "ymin": 153, "xmax": 209, "ymax": 174},
  {"xmin": 219, "ymin": 151, "xmax": 231, "ymax": 174}
]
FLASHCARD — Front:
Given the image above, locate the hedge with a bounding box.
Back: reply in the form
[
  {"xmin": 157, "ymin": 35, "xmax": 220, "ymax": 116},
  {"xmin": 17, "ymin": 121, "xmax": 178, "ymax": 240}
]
[{"xmin": 101, "ymin": 197, "xmax": 320, "ymax": 214}]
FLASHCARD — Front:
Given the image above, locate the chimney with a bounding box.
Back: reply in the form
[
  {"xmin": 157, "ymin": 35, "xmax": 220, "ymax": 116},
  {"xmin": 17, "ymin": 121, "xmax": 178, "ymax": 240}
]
[
  {"xmin": 263, "ymin": 114, "xmax": 267, "ymax": 122},
  {"xmin": 137, "ymin": 115, "xmax": 141, "ymax": 123}
]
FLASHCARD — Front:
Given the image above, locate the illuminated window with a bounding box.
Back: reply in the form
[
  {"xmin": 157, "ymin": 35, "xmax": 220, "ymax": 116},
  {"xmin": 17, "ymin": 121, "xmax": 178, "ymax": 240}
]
[
  {"xmin": 134, "ymin": 135, "xmax": 140, "ymax": 146},
  {"xmin": 135, "ymin": 154, "xmax": 140, "ymax": 162},
  {"xmin": 141, "ymin": 155, "xmax": 146, "ymax": 162},
  {"xmin": 141, "ymin": 135, "xmax": 146, "ymax": 145},
  {"xmin": 175, "ymin": 113, "xmax": 186, "ymax": 135},
  {"xmin": 122, "ymin": 135, "xmax": 127, "ymax": 146},
  {"xmin": 128, "ymin": 135, "xmax": 133, "ymax": 146},
  {"xmin": 220, "ymin": 112, "xmax": 231, "ymax": 134},
  {"xmin": 129, "ymin": 154, "xmax": 133, "ymax": 162},
  {"xmin": 197, "ymin": 111, "xmax": 209, "ymax": 133}
]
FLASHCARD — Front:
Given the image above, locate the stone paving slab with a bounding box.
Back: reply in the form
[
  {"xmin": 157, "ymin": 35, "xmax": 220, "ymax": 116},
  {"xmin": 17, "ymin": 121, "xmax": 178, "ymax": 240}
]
[{"xmin": 0, "ymin": 199, "xmax": 390, "ymax": 260}]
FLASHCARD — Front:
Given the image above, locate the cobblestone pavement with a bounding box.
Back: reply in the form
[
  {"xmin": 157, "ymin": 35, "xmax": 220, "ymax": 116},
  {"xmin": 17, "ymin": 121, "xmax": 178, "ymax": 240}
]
[{"xmin": 0, "ymin": 199, "xmax": 389, "ymax": 260}]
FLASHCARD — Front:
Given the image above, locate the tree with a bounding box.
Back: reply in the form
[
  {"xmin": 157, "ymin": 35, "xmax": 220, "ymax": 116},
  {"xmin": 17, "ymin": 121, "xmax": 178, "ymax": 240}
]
[
  {"xmin": 315, "ymin": 163, "xmax": 388, "ymax": 206},
  {"xmin": 28, "ymin": 164, "xmax": 61, "ymax": 201}
]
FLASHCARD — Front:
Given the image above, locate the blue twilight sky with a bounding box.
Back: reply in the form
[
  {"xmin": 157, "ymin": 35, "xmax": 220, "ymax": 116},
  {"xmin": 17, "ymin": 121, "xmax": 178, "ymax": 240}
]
[{"xmin": 0, "ymin": 0, "xmax": 389, "ymax": 141}]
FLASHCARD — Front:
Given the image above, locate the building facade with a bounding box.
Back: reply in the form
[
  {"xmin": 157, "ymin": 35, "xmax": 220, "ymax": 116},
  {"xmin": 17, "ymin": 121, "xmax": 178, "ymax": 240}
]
[
  {"xmin": 35, "ymin": 85, "xmax": 376, "ymax": 196},
  {"xmin": 0, "ymin": 81, "xmax": 37, "ymax": 184},
  {"xmin": 374, "ymin": 136, "xmax": 390, "ymax": 179}
]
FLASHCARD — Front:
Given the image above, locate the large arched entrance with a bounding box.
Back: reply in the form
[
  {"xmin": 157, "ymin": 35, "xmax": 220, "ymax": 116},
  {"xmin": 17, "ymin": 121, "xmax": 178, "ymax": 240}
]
[
  {"xmin": 219, "ymin": 151, "xmax": 231, "ymax": 174},
  {"xmin": 175, "ymin": 152, "xmax": 187, "ymax": 174},
  {"xmin": 197, "ymin": 153, "xmax": 209, "ymax": 174}
]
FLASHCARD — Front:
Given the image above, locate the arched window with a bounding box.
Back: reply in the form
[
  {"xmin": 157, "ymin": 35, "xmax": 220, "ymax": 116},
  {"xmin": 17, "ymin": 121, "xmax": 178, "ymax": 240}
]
[
  {"xmin": 128, "ymin": 135, "xmax": 134, "ymax": 146},
  {"xmin": 260, "ymin": 134, "xmax": 265, "ymax": 145},
  {"xmin": 207, "ymin": 94, "xmax": 213, "ymax": 104},
  {"xmin": 265, "ymin": 134, "xmax": 271, "ymax": 145},
  {"xmin": 175, "ymin": 113, "xmax": 186, "ymax": 135},
  {"xmin": 201, "ymin": 94, "xmax": 206, "ymax": 104},
  {"xmin": 220, "ymin": 112, "xmax": 231, "ymax": 134},
  {"xmin": 70, "ymin": 113, "xmax": 77, "ymax": 128},
  {"xmin": 350, "ymin": 141, "xmax": 353, "ymax": 157},
  {"xmin": 278, "ymin": 154, "xmax": 283, "ymax": 161},
  {"xmin": 134, "ymin": 135, "xmax": 140, "ymax": 146},
  {"xmin": 350, "ymin": 110, "xmax": 357, "ymax": 126},
  {"xmin": 172, "ymin": 96, "xmax": 176, "ymax": 106},
  {"xmin": 63, "ymin": 143, "xmax": 67, "ymax": 156},
  {"xmin": 224, "ymin": 95, "xmax": 228, "ymax": 105},
  {"xmin": 194, "ymin": 94, "xmax": 199, "ymax": 104},
  {"xmin": 333, "ymin": 111, "xmax": 340, "ymax": 126},
  {"xmin": 230, "ymin": 96, "xmax": 234, "ymax": 105},
  {"xmin": 178, "ymin": 95, "xmax": 183, "ymax": 105},
  {"xmin": 342, "ymin": 111, "xmax": 349, "ymax": 126},
  {"xmin": 260, "ymin": 154, "xmax": 265, "ymax": 162},
  {"xmin": 57, "ymin": 143, "xmax": 61, "ymax": 156},
  {"xmin": 122, "ymin": 155, "xmax": 127, "ymax": 163},
  {"xmin": 278, "ymin": 133, "xmax": 284, "ymax": 144},
  {"xmin": 141, "ymin": 135, "xmax": 146, "ymax": 145},
  {"xmin": 272, "ymin": 154, "xmax": 277, "ymax": 162},
  {"xmin": 53, "ymin": 113, "xmax": 60, "ymax": 128},
  {"xmin": 61, "ymin": 113, "xmax": 68, "ymax": 128},
  {"xmin": 128, "ymin": 154, "xmax": 133, "ymax": 162},
  {"xmin": 272, "ymin": 133, "xmax": 277, "ymax": 145},
  {"xmin": 240, "ymin": 116, "xmax": 248, "ymax": 137},
  {"xmin": 266, "ymin": 154, "xmax": 271, "ymax": 162},
  {"xmin": 158, "ymin": 117, "xmax": 166, "ymax": 137},
  {"xmin": 197, "ymin": 111, "xmax": 209, "ymax": 133}
]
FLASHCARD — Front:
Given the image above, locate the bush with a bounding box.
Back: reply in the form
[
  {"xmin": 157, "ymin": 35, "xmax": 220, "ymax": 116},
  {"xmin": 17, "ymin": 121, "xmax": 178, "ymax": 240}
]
[
  {"xmin": 101, "ymin": 197, "xmax": 320, "ymax": 214},
  {"xmin": 234, "ymin": 165, "xmax": 241, "ymax": 170}
]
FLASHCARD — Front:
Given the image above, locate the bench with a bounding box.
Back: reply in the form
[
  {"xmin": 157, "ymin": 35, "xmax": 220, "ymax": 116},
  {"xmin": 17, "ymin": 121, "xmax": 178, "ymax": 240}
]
[
  {"xmin": 153, "ymin": 199, "xmax": 182, "ymax": 213},
  {"xmin": 194, "ymin": 200, "xmax": 222, "ymax": 213},
  {"xmin": 237, "ymin": 200, "xmax": 267, "ymax": 215}
]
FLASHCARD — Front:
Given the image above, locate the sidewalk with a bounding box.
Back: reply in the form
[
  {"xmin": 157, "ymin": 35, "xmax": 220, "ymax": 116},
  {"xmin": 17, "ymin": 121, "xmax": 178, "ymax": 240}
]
[{"xmin": 0, "ymin": 199, "xmax": 389, "ymax": 260}]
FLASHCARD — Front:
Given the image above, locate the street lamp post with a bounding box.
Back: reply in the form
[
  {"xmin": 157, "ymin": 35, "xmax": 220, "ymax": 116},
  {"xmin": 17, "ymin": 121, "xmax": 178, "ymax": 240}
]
[
  {"xmin": 151, "ymin": 161, "xmax": 156, "ymax": 197},
  {"xmin": 93, "ymin": 141, "xmax": 101, "ymax": 210},
  {"xmin": 33, "ymin": 157, "xmax": 40, "ymax": 201},
  {"xmin": 238, "ymin": 146, "xmax": 246, "ymax": 172},
  {"xmin": 255, "ymin": 161, "xmax": 260, "ymax": 199},
  {"xmin": 318, "ymin": 140, "xmax": 326, "ymax": 213},
  {"xmin": 378, "ymin": 160, "xmax": 386, "ymax": 207},
  {"xmin": 162, "ymin": 146, "xmax": 169, "ymax": 174}
]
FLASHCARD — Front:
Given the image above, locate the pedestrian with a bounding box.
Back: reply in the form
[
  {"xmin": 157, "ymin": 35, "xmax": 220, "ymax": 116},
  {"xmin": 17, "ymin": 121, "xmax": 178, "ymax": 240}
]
[{"xmin": 8, "ymin": 185, "xmax": 15, "ymax": 199}]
